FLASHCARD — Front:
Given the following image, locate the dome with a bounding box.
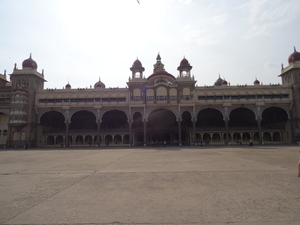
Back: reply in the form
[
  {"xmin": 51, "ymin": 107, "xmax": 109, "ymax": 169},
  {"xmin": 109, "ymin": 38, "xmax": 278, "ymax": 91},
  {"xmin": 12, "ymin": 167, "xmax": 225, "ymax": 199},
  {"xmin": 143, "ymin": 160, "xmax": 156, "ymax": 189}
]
[
  {"xmin": 180, "ymin": 58, "xmax": 189, "ymax": 66},
  {"xmin": 288, "ymin": 47, "xmax": 300, "ymax": 64},
  {"xmin": 94, "ymin": 79, "xmax": 105, "ymax": 89},
  {"xmin": 22, "ymin": 54, "xmax": 38, "ymax": 69},
  {"xmin": 147, "ymin": 71, "xmax": 176, "ymax": 81},
  {"xmin": 222, "ymin": 80, "xmax": 228, "ymax": 85},
  {"xmin": 130, "ymin": 58, "xmax": 145, "ymax": 72},
  {"xmin": 65, "ymin": 83, "xmax": 71, "ymax": 89},
  {"xmin": 254, "ymin": 79, "xmax": 260, "ymax": 85},
  {"xmin": 177, "ymin": 57, "xmax": 192, "ymax": 72},
  {"xmin": 133, "ymin": 59, "xmax": 142, "ymax": 67},
  {"xmin": 214, "ymin": 76, "xmax": 224, "ymax": 86}
]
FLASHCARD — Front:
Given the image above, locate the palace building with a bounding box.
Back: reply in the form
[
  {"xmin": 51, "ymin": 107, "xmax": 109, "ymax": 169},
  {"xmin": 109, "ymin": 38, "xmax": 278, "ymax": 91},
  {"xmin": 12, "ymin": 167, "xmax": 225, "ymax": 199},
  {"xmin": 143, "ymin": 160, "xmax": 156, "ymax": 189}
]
[{"xmin": 1, "ymin": 48, "xmax": 300, "ymax": 148}]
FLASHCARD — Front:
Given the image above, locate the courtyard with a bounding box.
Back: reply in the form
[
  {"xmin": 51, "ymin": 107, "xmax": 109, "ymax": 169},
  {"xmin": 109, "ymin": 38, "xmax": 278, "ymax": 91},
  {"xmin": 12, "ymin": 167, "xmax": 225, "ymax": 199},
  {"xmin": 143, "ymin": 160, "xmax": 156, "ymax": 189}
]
[{"xmin": 0, "ymin": 145, "xmax": 299, "ymax": 225}]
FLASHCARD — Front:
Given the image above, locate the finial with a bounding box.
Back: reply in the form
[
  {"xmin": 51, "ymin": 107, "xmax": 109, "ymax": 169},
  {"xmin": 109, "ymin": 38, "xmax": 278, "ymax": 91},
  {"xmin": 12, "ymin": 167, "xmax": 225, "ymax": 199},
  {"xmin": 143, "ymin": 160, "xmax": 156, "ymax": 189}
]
[
  {"xmin": 4, "ymin": 70, "xmax": 6, "ymax": 76},
  {"xmin": 294, "ymin": 46, "xmax": 296, "ymax": 52},
  {"xmin": 281, "ymin": 63, "xmax": 284, "ymax": 70},
  {"xmin": 14, "ymin": 63, "xmax": 17, "ymax": 70},
  {"xmin": 30, "ymin": 53, "xmax": 32, "ymax": 58},
  {"xmin": 157, "ymin": 52, "xmax": 161, "ymax": 60},
  {"xmin": 219, "ymin": 73, "xmax": 220, "ymax": 78},
  {"xmin": 42, "ymin": 69, "xmax": 44, "ymax": 75}
]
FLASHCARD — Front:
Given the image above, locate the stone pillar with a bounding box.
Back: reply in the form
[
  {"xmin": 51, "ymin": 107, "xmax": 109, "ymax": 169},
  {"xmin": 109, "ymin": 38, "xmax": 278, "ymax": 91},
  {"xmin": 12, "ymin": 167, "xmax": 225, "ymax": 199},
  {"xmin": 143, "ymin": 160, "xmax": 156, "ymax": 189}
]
[
  {"xmin": 128, "ymin": 119, "xmax": 132, "ymax": 146},
  {"xmin": 97, "ymin": 121, "xmax": 101, "ymax": 147},
  {"xmin": 192, "ymin": 118, "xmax": 196, "ymax": 145},
  {"xmin": 257, "ymin": 116, "xmax": 262, "ymax": 145},
  {"xmin": 65, "ymin": 120, "xmax": 70, "ymax": 147},
  {"xmin": 224, "ymin": 117, "xmax": 229, "ymax": 144},
  {"xmin": 178, "ymin": 119, "xmax": 182, "ymax": 145},
  {"xmin": 143, "ymin": 119, "xmax": 147, "ymax": 146}
]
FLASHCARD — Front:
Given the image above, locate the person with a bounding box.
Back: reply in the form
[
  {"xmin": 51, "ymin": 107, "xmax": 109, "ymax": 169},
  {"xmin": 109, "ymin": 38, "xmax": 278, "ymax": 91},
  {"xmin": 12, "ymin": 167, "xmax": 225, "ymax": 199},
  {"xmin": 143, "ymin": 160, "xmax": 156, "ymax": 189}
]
[
  {"xmin": 163, "ymin": 140, "xmax": 166, "ymax": 147},
  {"xmin": 25, "ymin": 142, "xmax": 28, "ymax": 149},
  {"xmin": 249, "ymin": 139, "xmax": 253, "ymax": 147}
]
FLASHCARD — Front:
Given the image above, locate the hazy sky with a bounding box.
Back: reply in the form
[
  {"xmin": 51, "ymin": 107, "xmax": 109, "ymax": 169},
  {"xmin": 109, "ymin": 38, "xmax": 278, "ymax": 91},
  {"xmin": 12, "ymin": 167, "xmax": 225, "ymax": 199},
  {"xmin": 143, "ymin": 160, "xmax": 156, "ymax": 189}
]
[{"xmin": 0, "ymin": 0, "xmax": 300, "ymax": 89}]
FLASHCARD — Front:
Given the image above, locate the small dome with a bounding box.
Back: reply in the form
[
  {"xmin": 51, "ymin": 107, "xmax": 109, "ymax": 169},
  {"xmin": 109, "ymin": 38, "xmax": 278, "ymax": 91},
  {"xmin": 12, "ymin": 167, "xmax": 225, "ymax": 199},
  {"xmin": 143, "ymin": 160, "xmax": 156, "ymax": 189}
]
[
  {"xmin": 222, "ymin": 80, "xmax": 228, "ymax": 85},
  {"xmin": 22, "ymin": 54, "xmax": 38, "ymax": 69},
  {"xmin": 214, "ymin": 76, "xmax": 224, "ymax": 86},
  {"xmin": 254, "ymin": 79, "xmax": 260, "ymax": 85},
  {"xmin": 130, "ymin": 58, "xmax": 145, "ymax": 72},
  {"xmin": 65, "ymin": 83, "xmax": 71, "ymax": 89},
  {"xmin": 94, "ymin": 79, "xmax": 105, "ymax": 89},
  {"xmin": 288, "ymin": 47, "xmax": 300, "ymax": 64},
  {"xmin": 180, "ymin": 58, "xmax": 189, "ymax": 66},
  {"xmin": 133, "ymin": 59, "xmax": 142, "ymax": 67}
]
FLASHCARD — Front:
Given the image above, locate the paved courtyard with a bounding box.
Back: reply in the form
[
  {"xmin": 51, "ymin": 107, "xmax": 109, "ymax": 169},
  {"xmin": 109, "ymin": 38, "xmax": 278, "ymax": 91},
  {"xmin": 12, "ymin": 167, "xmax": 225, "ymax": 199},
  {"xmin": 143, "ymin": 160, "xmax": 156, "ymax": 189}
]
[{"xmin": 0, "ymin": 145, "xmax": 300, "ymax": 225}]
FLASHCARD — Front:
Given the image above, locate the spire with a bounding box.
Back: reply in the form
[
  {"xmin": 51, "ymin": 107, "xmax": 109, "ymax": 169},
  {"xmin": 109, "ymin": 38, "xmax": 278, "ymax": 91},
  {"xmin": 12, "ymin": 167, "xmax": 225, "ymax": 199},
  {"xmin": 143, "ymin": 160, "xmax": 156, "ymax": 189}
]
[
  {"xmin": 294, "ymin": 46, "xmax": 296, "ymax": 52},
  {"xmin": 153, "ymin": 53, "xmax": 165, "ymax": 73},
  {"xmin": 156, "ymin": 53, "xmax": 161, "ymax": 61}
]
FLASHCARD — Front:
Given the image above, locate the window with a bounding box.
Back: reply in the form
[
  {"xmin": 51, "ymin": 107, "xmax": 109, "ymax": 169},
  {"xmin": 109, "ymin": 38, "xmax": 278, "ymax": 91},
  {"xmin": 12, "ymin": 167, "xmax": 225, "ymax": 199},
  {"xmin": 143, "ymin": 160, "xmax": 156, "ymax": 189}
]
[
  {"xmin": 132, "ymin": 96, "xmax": 141, "ymax": 101},
  {"xmin": 156, "ymin": 95, "xmax": 167, "ymax": 101},
  {"xmin": 170, "ymin": 95, "xmax": 177, "ymax": 101},
  {"xmin": 147, "ymin": 96, "xmax": 154, "ymax": 101}
]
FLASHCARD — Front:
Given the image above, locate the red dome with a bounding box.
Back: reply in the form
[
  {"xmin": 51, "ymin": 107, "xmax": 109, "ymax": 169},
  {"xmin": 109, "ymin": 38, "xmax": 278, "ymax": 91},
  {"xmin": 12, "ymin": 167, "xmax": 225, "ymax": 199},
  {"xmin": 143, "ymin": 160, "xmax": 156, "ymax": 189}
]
[
  {"xmin": 65, "ymin": 83, "xmax": 71, "ymax": 88},
  {"xmin": 22, "ymin": 54, "xmax": 37, "ymax": 69},
  {"xmin": 254, "ymin": 79, "xmax": 260, "ymax": 85},
  {"xmin": 180, "ymin": 58, "xmax": 189, "ymax": 66},
  {"xmin": 133, "ymin": 59, "xmax": 142, "ymax": 67},
  {"xmin": 288, "ymin": 47, "xmax": 300, "ymax": 64},
  {"xmin": 94, "ymin": 79, "xmax": 105, "ymax": 88},
  {"xmin": 222, "ymin": 80, "xmax": 228, "ymax": 85},
  {"xmin": 147, "ymin": 71, "xmax": 175, "ymax": 80}
]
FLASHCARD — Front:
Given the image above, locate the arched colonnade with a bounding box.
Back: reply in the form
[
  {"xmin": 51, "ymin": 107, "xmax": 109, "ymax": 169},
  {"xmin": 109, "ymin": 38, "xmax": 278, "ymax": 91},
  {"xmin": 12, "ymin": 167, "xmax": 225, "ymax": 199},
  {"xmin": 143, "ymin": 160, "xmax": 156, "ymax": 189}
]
[{"xmin": 38, "ymin": 105, "xmax": 290, "ymax": 147}]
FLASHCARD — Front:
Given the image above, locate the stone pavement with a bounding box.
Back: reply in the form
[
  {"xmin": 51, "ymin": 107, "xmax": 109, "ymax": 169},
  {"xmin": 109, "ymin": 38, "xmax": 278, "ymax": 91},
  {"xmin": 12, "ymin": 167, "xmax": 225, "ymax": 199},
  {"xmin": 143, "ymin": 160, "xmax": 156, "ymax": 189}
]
[{"xmin": 0, "ymin": 145, "xmax": 300, "ymax": 225}]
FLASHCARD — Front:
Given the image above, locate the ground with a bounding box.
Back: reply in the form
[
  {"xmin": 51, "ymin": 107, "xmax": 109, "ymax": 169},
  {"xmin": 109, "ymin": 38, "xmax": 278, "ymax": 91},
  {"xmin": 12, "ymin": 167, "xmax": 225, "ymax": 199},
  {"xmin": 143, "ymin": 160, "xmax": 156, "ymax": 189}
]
[{"xmin": 0, "ymin": 145, "xmax": 299, "ymax": 225}]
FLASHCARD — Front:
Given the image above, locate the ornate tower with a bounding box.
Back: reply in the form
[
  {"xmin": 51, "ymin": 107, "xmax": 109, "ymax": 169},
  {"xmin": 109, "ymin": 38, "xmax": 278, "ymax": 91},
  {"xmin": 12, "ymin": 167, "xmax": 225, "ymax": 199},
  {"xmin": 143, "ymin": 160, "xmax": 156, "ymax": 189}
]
[
  {"xmin": 8, "ymin": 54, "xmax": 46, "ymax": 147},
  {"xmin": 280, "ymin": 47, "xmax": 300, "ymax": 142}
]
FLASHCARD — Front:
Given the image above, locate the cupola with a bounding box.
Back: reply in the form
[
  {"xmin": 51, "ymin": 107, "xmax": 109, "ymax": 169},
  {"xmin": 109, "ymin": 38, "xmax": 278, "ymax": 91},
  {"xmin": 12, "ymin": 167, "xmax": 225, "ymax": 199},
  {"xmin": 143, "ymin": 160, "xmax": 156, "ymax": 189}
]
[
  {"xmin": 288, "ymin": 47, "xmax": 300, "ymax": 64},
  {"xmin": 65, "ymin": 82, "xmax": 71, "ymax": 89},
  {"xmin": 221, "ymin": 79, "xmax": 228, "ymax": 86},
  {"xmin": 254, "ymin": 78, "xmax": 260, "ymax": 85},
  {"xmin": 177, "ymin": 57, "xmax": 192, "ymax": 77},
  {"xmin": 214, "ymin": 75, "xmax": 224, "ymax": 86},
  {"xmin": 22, "ymin": 54, "xmax": 38, "ymax": 69},
  {"xmin": 130, "ymin": 58, "xmax": 145, "ymax": 79},
  {"xmin": 94, "ymin": 78, "xmax": 105, "ymax": 89}
]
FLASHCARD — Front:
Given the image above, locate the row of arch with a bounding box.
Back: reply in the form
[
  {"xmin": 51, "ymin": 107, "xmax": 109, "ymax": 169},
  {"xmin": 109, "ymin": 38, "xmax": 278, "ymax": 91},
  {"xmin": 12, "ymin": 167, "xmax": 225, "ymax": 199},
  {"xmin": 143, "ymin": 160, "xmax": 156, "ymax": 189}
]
[
  {"xmin": 39, "ymin": 106, "xmax": 289, "ymax": 146},
  {"xmin": 38, "ymin": 105, "xmax": 289, "ymax": 124},
  {"xmin": 44, "ymin": 131, "xmax": 283, "ymax": 146}
]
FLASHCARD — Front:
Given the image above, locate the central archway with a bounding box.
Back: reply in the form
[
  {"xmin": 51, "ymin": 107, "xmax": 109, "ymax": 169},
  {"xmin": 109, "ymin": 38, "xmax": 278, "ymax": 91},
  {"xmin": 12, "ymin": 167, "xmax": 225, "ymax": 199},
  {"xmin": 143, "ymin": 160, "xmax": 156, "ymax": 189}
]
[{"xmin": 147, "ymin": 108, "xmax": 177, "ymax": 144}]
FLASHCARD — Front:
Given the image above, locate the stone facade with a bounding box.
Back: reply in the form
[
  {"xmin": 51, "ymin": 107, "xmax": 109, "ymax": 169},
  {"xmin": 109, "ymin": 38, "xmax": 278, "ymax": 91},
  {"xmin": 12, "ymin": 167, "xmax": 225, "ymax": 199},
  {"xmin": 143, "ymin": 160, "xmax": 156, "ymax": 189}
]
[{"xmin": 1, "ymin": 49, "xmax": 300, "ymax": 148}]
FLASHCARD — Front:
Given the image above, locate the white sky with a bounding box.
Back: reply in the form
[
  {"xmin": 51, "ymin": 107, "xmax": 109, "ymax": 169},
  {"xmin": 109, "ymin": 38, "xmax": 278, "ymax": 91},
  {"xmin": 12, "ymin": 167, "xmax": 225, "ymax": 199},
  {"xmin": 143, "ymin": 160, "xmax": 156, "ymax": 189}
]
[{"xmin": 0, "ymin": 0, "xmax": 300, "ymax": 89}]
